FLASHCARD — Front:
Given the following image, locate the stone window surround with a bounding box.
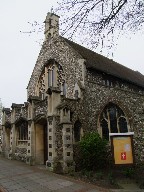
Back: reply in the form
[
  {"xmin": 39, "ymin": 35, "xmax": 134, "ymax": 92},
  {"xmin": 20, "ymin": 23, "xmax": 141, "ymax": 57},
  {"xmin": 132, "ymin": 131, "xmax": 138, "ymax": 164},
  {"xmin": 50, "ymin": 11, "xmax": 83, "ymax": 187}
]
[
  {"xmin": 35, "ymin": 59, "xmax": 67, "ymax": 99},
  {"xmin": 15, "ymin": 120, "xmax": 28, "ymax": 146},
  {"xmin": 98, "ymin": 102, "xmax": 129, "ymax": 140}
]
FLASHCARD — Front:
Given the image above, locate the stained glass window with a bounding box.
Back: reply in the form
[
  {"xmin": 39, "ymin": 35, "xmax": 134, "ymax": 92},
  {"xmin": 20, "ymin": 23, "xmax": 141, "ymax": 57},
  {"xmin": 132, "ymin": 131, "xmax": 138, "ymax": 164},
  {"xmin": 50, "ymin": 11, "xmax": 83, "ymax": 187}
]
[{"xmin": 100, "ymin": 103, "xmax": 128, "ymax": 140}]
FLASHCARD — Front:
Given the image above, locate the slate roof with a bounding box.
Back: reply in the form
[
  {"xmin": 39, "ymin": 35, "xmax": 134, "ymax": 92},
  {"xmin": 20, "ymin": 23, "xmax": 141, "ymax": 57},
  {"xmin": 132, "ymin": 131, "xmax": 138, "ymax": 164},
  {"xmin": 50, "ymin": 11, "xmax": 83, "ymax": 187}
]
[{"xmin": 64, "ymin": 38, "xmax": 144, "ymax": 88}]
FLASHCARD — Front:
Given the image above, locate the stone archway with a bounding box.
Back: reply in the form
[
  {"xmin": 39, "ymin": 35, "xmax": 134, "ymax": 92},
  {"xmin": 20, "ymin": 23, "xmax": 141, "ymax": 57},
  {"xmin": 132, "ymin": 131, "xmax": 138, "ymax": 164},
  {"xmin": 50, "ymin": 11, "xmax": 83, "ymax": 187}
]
[{"xmin": 35, "ymin": 116, "xmax": 48, "ymax": 165}]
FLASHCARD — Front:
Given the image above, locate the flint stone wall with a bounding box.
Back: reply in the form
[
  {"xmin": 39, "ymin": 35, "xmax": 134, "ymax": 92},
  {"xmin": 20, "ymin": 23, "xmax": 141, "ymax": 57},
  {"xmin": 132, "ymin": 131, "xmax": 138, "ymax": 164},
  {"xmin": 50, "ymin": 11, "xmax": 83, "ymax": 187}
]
[
  {"xmin": 5, "ymin": 113, "xmax": 11, "ymax": 123},
  {"xmin": 34, "ymin": 99, "xmax": 47, "ymax": 118},
  {"xmin": 27, "ymin": 36, "xmax": 84, "ymax": 99},
  {"xmin": 21, "ymin": 106, "xmax": 28, "ymax": 119},
  {"xmin": 59, "ymin": 69, "xmax": 144, "ymax": 162},
  {"xmin": 15, "ymin": 108, "xmax": 22, "ymax": 121},
  {"xmin": 81, "ymin": 69, "xmax": 144, "ymax": 162}
]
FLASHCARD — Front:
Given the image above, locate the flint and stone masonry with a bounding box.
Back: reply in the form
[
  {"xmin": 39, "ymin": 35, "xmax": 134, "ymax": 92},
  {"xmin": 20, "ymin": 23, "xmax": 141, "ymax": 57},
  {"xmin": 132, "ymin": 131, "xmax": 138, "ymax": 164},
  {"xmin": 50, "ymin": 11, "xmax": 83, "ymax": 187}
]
[{"xmin": 1, "ymin": 12, "xmax": 144, "ymax": 172}]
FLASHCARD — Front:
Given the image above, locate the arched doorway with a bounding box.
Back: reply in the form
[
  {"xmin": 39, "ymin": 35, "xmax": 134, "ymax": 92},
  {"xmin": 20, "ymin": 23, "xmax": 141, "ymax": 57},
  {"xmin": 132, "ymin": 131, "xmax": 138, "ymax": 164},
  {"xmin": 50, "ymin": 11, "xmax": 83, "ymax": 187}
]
[
  {"xmin": 99, "ymin": 103, "xmax": 128, "ymax": 140},
  {"xmin": 35, "ymin": 117, "xmax": 48, "ymax": 164}
]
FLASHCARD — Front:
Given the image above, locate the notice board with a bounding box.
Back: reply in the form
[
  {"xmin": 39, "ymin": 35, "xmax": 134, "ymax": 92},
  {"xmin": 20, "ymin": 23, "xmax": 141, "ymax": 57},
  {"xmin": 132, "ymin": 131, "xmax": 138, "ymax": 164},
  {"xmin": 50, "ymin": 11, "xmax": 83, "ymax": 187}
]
[{"xmin": 110, "ymin": 133, "xmax": 134, "ymax": 165}]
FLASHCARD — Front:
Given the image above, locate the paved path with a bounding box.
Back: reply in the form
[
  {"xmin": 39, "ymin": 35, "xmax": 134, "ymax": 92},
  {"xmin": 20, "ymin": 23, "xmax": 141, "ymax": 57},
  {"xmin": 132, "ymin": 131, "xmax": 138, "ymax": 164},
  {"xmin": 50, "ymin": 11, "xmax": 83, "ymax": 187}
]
[{"xmin": 0, "ymin": 156, "xmax": 143, "ymax": 192}]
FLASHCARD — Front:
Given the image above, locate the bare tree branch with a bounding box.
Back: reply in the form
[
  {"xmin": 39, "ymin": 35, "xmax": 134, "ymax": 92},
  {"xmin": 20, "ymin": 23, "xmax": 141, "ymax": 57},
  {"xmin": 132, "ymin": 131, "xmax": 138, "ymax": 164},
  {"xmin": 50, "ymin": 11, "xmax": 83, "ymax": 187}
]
[
  {"xmin": 56, "ymin": 0, "xmax": 144, "ymax": 55},
  {"xmin": 0, "ymin": 99, "xmax": 2, "ymax": 125},
  {"xmin": 20, "ymin": 0, "xmax": 144, "ymax": 56}
]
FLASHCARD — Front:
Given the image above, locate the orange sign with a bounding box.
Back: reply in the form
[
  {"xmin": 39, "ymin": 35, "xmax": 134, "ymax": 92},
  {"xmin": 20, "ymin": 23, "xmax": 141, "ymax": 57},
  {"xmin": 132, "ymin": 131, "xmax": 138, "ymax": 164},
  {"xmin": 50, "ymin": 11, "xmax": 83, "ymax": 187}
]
[{"xmin": 110, "ymin": 134, "xmax": 134, "ymax": 165}]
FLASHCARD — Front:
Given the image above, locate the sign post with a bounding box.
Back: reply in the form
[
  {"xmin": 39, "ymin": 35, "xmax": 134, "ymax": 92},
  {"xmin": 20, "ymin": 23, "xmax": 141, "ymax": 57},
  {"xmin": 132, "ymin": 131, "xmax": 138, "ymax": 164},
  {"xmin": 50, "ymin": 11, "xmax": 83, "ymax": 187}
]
[{"xmin": 109, "ymin": 132, "xmax": 134, "ymax": 165}]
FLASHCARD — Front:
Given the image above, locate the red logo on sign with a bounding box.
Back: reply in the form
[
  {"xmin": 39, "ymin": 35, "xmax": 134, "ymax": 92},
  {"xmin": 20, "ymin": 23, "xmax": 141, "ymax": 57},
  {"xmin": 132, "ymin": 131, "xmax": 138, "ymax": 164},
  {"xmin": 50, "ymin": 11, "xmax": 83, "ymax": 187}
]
[{"xmin": 121, "ymin": 152, "xmax": 126, "ymax": 160}]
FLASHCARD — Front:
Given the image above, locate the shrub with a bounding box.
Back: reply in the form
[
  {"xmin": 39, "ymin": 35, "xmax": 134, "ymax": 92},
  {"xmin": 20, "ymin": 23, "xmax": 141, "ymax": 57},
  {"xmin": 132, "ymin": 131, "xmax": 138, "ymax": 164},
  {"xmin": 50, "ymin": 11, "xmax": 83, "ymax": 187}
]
[
  {"xmin": 122, "ymin": 167, "xmax": 135, "ymax": 178},
  {"xmin": 78, "ymin": 132, "xmax": 108, "ymax": 171}
]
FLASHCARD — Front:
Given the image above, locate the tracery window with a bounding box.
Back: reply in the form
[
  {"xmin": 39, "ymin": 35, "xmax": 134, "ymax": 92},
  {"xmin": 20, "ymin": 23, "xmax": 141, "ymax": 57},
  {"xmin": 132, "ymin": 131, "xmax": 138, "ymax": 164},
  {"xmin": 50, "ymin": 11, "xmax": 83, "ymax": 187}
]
[{"xmin": 99, "ymin": 103, "xmax": 128, "ymax": 140}]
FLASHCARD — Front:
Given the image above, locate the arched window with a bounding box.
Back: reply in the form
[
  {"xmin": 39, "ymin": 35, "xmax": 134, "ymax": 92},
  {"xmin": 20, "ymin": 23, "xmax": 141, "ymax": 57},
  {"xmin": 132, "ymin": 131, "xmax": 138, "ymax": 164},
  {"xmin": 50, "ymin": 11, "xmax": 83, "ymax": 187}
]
[
  {"xmin": 46, "ymin": 61, "xmax": 66, "ymax": 95},
  {"xmin": 74, "ymin": 120, "xmax": 81, "ymax": 142},
  {"xmin": 100, "ymin": 103, "xmax": 128, "ymax": 140},
  {"xmin": 48, "ymin": 68, "xmax": 55, "ymax": 87}
]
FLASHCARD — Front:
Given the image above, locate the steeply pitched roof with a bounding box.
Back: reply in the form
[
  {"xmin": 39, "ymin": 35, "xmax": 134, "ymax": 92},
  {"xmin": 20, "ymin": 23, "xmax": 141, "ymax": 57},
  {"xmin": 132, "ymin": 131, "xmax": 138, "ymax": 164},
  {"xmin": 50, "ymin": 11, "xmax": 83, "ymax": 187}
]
[{"xmin": 64, "ymin": 38, "xmax": 144, "ymax": 88}]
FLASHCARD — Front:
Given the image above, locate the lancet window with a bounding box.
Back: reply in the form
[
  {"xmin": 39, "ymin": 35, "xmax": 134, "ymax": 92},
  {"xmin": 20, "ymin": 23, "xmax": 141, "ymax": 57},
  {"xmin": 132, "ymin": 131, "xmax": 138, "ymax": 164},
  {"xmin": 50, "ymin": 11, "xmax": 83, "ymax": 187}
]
[{"xmin": 47, "ymin": 61, "xmax": 66, "ymax": 96}]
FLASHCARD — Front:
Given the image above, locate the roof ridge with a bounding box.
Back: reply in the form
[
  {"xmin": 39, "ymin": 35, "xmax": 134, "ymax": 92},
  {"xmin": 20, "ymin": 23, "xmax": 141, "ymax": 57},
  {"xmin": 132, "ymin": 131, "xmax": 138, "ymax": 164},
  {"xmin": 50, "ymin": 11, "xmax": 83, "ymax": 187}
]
[
  {"xmin": 63, "ymin": 37, "xmax": 137, "ymax": 72},
  {"xmin": 62, "ymin": 37, "xmax": 144, "ymax": 88}
]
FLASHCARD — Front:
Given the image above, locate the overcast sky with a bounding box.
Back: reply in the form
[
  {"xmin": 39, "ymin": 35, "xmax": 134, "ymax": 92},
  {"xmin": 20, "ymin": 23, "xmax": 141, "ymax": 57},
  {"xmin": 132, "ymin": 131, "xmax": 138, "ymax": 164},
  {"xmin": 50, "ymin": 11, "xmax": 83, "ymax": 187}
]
[{"xmin": 0, "ymin": 0, "xmax": 144, "ymax": 108}]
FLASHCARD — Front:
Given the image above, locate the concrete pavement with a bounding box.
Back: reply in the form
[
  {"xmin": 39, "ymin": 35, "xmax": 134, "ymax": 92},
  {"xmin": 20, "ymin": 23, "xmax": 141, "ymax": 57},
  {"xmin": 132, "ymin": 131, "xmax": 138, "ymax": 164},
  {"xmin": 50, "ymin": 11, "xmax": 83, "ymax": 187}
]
[{"xmin": 0, "ymin": 156, "xmax": 143, "ymax": 192}]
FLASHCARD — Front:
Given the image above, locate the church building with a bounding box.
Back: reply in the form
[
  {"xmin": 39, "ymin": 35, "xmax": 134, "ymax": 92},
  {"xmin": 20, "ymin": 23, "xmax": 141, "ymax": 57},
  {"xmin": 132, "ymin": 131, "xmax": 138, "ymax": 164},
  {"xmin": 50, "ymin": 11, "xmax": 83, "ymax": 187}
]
[{"xmin": 1, "ymin": 12, "xmax": 144, "ymax": 172}]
